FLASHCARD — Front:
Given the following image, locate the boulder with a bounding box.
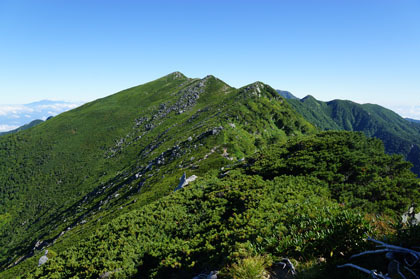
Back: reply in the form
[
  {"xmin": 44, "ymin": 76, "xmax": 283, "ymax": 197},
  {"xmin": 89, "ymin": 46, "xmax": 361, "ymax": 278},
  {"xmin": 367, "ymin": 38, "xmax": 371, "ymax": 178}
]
[
  {"xmin": 192, "ymin": 270, "xmax": 218, "ymax": 279},
  {"xmin": 38, "ymin": 250, "xmax": 48, "ymax": 267},
  {"xmin": 269, "ymin": 259, "xmax": 296, "ymax": 279},
  {"xmin": 174, "ymin": 173, "xmax": 198, "ymax": 191}
]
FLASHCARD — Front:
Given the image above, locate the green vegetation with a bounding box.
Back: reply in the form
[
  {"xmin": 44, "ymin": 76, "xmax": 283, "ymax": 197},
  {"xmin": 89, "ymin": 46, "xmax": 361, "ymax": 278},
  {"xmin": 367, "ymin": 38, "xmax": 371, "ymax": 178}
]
[
  {"xmin": 15, "ymin": 131, "xmax": 419, "ymax": 279},
  {"xmin": 227, "ymin": 255, "xmax": 271, "ymax": 279},
  {"xmin": 0, "ymin": 73, "xmax": 313, "ymax": 276},
  {"xmin": 287, "ymin": 96, "xmax": 420, "ymax": 176},
  {"xmin": 0, "ymin": 73, "xmax": 418, "ymax": 278},
  {"xmin": 247, "ymin": 131, "xmax": 419, "ymax": 214}
]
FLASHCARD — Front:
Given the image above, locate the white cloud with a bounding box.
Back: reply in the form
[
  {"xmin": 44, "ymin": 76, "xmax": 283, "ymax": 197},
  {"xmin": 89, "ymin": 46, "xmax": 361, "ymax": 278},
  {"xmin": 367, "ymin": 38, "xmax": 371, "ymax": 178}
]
[
  {"xmin": 0, "ymin": 100, "xmax": 84, "ymax": 129},
  {"xmin": 388, "ymin": 105, "xmax": 420, "ymax": 120},
  {"xmin": 0, "ymin": 105, "xmax": 33, "ymax": 116},
  {"xmin": 36, "ymin": 103, "xmax": 80, "ymax": 110},
  {"xmin": 0, "ymin": 125, "xmax": 19, "ymax": 132},
  {"xmin": 0, "ymin": 101, "xmax": 82, "ymax": 115}
]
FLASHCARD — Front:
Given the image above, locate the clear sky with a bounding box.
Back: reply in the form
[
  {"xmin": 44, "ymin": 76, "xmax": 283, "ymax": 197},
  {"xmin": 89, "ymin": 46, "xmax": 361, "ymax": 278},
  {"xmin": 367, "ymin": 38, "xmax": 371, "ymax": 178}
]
[{"xmin": 1, "ymin": 0, "xmax": 419, "ymax": 118}]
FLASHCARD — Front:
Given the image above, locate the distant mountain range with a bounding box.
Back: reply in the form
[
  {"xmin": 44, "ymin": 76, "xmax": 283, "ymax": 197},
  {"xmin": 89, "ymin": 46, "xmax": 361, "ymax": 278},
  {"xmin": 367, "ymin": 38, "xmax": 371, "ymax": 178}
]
[
  {"xmin": 406, "ymin": 118, "xmax": 420, "ymax": 124},
  {"xmin": 285, "ymin": 94, "xmax": 420, "ymax": 176},
  {"xmin": 0, "ymin": 119, "xmax": 44, "ymax": 136},
  {"xmin": 0, "ymin": 100, "xmax": 82, "ymax": 133},
  {"xmin": 276, "ymin": 90, "xmax": 298, "ymax": 100}
]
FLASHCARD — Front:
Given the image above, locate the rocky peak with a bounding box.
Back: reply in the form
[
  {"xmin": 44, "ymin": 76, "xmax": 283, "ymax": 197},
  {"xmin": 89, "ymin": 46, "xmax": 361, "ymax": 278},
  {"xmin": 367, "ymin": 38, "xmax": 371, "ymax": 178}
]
[
  {"xmin": 166, "ymin": 71, "xmax": 187, "ymax": 80},
  {"xmin": 240, "ymin": 81, "xmax": 267, "ymax": 97},
  {"xmin": 194, "ymin": 75, "xmax": 215, "ymax": 88},
  {"xmin": 203, "ymin": 74, "xmax": 216, "ymax": 81}
]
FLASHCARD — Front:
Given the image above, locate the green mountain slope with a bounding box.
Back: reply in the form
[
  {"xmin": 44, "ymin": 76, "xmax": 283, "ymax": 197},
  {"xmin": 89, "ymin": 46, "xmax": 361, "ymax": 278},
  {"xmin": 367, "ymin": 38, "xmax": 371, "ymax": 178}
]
[
  {"xmin": 287, "ymin": 96, "xmax": 420, "ymax": 176},
  {"xmin": 0, "ymin": 73, "xmax": 418, "ymax": 278},
  {"xmin": 14, "ymin": 132, "xmax": 420, "ymax": 279},
  {"xmin": 0, "ymin": 72, "xmax": 314, "ymax": 276}
]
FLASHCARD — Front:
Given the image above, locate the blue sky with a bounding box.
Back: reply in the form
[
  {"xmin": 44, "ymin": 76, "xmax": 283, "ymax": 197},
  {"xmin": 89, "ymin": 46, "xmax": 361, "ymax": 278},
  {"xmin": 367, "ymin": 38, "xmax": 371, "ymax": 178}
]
[{"xmin": 1, "ymin": 0, "xmax": 419, "ymax": 118}]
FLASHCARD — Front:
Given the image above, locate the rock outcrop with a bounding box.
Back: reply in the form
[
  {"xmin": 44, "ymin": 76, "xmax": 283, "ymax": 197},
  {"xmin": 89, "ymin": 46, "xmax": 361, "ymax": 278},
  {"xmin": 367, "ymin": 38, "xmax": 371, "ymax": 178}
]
[{"xmin": 175, "ymin": 172, "xmax": 198, "ymax": 191}]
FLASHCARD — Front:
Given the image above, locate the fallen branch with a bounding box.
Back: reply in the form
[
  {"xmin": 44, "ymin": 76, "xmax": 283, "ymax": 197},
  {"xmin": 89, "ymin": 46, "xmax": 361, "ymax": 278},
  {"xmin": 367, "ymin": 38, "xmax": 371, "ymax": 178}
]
[{"xmin": 338, "ymin": 237, "xmax": 420, "ymax": 279}]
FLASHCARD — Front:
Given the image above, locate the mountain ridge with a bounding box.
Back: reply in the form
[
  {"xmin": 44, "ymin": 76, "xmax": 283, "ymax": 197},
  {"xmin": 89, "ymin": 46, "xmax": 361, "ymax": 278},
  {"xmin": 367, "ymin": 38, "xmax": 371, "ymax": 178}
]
[
  {"xmin": 0, "ymin": 72, "xmax": 315, "ymax": 277},
  {"xmin": 276, "ymin": 89, "xmax": 298, "ymax": 99},
  {"xmin": 0, "ymin": 73, "xmax": 418, "ymax": 279},
  {"xmin": 406, "ymin": 117, "xmax": 420, "ymax": 123}
]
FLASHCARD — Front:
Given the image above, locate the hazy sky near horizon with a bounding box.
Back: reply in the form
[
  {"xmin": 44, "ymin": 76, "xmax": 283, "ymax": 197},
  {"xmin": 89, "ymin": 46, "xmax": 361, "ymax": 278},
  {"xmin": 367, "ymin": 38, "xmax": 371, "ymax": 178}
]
[{"xmin": 1, "ymin": 0, "xmax": 419, "ymax": 118}]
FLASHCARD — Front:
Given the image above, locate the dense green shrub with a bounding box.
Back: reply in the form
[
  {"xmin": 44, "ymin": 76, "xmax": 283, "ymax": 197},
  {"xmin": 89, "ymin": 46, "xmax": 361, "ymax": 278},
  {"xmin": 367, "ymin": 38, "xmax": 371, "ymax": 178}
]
[
  {"xmin": 247, "ymin": 131, "xmax": 419, "ymax": 214},
  {"xmin": 25, "ymin": 174, "xmax": 373, "ymax": 278}
]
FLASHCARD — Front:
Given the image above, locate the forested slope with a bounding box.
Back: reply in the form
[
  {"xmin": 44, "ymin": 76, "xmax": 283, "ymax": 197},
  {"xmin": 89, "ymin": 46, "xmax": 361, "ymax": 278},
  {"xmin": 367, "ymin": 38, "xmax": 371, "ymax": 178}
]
[{"xmin": 19, "ymin": 132, "xmax": 420, "ymax": 279}]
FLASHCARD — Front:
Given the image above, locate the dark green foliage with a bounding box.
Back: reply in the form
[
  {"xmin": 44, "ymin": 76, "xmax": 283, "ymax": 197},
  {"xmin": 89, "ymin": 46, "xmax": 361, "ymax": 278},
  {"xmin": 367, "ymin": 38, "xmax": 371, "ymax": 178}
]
[
  {"xmin": 247, "ymin": 131, "xmax": 419, "ymax": 214},
  {"xmin": 16, "ymin": 130, "xmax": 420, "ymax": 279},
  {"xmin": 23, "ymin": 172, "xmax": 371, "ymax": 279},
  {"xmin": 287, "ymin": 96, "xmax": 420, "ymax": 176}
]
